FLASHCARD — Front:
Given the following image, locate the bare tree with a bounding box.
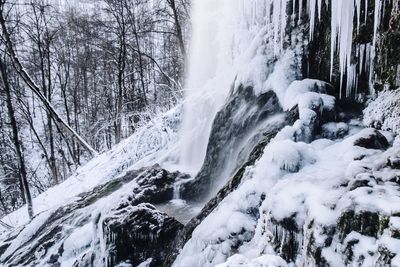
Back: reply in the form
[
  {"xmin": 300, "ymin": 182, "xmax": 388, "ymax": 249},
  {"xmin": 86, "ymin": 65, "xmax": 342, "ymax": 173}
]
[
  {"xmin": 0, "ymin": 57, "xmax": 33, "ymax": 220},
  {"xmin": 0, "ymin": 0, "xmax": 98, "ymax": 156}
]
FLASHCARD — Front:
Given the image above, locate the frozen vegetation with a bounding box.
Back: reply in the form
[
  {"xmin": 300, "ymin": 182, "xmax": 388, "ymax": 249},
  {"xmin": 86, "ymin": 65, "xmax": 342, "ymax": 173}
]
[{"xmin": 1, "ymin": 0, "xmax": 400, "ymax": 267}]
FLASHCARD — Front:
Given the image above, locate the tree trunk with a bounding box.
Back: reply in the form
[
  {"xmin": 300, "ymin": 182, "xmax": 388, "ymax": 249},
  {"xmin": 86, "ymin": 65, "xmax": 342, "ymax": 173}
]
[
  {"xmin": 167, "ymin": 0, "xmax": 186, "ymax": 59},
  {"xmin": 0, "ymin": 58, "xmax": 34, "ymax": 220}
]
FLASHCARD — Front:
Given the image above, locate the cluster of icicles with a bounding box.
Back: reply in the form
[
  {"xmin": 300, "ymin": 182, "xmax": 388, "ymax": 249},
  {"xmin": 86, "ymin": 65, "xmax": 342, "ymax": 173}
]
[{"xmin": 247, "ymin": 0, "xmax": 391, "ymax": 98}]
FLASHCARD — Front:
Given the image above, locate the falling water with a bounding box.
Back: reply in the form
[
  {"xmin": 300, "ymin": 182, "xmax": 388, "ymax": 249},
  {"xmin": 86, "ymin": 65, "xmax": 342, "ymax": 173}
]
[
  {"xmin": 178, "ymin": 0, "xmax": 271, "ymax": 175},
  {"xmin": 173, "ymin": 179, "xmax": 183, "ymax": 200},
  {"xmin": 178, "ymin": 0, "xmax": 389, "ymax": 175}
]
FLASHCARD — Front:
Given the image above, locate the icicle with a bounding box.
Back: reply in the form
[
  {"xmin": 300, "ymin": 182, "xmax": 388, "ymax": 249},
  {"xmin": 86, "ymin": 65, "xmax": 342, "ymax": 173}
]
[
  {"xmin": 280, "ymin": 0, "xmax": 287, "ymax": 48},
  {"xmin": 330, "ymin": 0, "xmax": 339, "ymax": 80},
  {"xmin": 317, "ymin": 0, "xmax": 322, "ymax": 20},
  {"xmin": 373, "ymin": 0, "xmax": 383, "ymax": 47},
  {"xmin": 355, "ymin": 0, "xmax": 361, "ymax": 33},
  {"xmin": 308, "ymin": 0, "xmax": 324, "ymax": 40},
  {"xmin": 359, "ymin": 44, "xmax": 365, "ymax": 75},
  {"xmin": 369, "ymin": 0, "xmax": 385, "ymax": 95},
  {"xmin": 346, "ymin": 65, "xmax": 358, "ymax": 97},
  {"xmin": 309, "ymin": 0, "xmax": 317, "ymax": 39},
  {"xmin": 292, "ymin": 0, "xmax": 296, "ymax": 23},
  {"xmin": 272, "ymin": 0, "xmax": 281, "ymax": 54}
]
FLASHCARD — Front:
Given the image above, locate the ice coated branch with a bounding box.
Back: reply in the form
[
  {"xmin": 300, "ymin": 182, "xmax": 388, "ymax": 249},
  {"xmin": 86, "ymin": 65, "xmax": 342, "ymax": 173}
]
[{"xmin": 0, "ymin": 2, "xmax": 98, "ymax": 157}]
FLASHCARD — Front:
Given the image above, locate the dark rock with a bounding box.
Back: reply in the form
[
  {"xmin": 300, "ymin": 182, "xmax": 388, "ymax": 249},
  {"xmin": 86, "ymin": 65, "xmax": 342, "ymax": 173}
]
[
  {"xmin": 337, "ymin": 210, "xmax": 389, "ymax": 241},
  {"xmin": 269, "ymin": 215, "xmax": 301, "ymax": 262},
  {"xmin": 348, "ymin": 176, "xmax": 375, "ymax": 191},
  {"xmin": 375, "ymin": 245, "xmax": 396, "ymax": 266},
  {"xmin": 375, "ymin": 0, "xmax": 400, "ymax": 90},
  {"xmin": 388, "ymin": 154, "xmax": 400, "ymax": 169},
  {"xmin": 103, "ymin": 203, "xmax": 183, "ymax": 267},
  {"xmin": 353, "ymin": 130, "xmax": 390, "ymax": 150},
  {"xmin": 306, "ymin": 233, "xmax": 329, "ymax": 267},
  {"xmin": 343, "ymin": 237, "xmax": 360, "ymax": 264},
  {"xmin": 336, "ymin": 99, "xmax": 364, "ymax": 122}
]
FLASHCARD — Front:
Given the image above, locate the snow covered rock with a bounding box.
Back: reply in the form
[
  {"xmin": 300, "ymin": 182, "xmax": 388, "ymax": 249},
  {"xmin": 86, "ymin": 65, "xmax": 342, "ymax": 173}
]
[
  {"xmin": 388, "ymin": 154, "xmax": 400, "ymax": 169},
  {"xmin": 353, "ymin": 128, "xmax": 390, "ymax": 150},
  {"xmin": 364, "ymin": 89, "xmax": 400, "ymax": 135},
  {"xmin": 0, "ymin": 165, "xmax": 189, "ymax": 267},
  {"xmin": 102, "ymin": 203, "xmax": 182, "ymax": 267},
  {"xmin": 320, "ymin": 122, "xmax": 349, "ymax": 139},
  {"xmin": 216, "ymin": 254, "xmax": 288, "ymax": 267}
]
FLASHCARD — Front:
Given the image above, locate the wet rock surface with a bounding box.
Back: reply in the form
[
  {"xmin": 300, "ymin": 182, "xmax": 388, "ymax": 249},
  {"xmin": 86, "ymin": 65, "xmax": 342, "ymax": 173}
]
[{"xmin": 181, "ymin": 85, "xmax": 285, "ymax": 201}]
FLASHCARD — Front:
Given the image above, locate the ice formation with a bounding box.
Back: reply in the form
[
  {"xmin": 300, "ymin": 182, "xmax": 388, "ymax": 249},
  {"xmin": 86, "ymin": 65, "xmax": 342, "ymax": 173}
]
[{"xmin": 179, "ymin": 0, "xmax": 390, "ymax": 174}]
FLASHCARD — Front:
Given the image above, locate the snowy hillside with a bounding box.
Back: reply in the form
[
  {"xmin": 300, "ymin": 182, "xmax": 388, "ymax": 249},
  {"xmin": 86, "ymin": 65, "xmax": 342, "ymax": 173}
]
[
  {"xmin": 1, "ymin": 0, "xmax": 400, "ymax": 267},
  {"xmin": 0, "ymin": 107, "xmax": 181, "ymax": 230}
]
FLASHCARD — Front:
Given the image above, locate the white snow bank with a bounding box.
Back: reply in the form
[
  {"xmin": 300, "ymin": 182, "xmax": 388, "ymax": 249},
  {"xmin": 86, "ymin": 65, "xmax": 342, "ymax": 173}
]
[{"xmin": 283, "ymin": 79, "xmax": 329, "ymax": 111}]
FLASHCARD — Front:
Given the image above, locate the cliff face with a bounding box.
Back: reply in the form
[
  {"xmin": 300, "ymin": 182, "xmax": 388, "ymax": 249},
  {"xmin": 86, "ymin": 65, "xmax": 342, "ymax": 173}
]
[{"xmin": 1, "ymin": 1, "xmax": 400, "ymax": 267}]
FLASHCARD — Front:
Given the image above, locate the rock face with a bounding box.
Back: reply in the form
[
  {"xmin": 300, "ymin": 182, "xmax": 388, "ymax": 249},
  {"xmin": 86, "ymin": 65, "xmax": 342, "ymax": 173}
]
[
  {"xmin": 0, "ymin": 165, "xmax": 188, "ymax": 267},
  {"xmin": 102, "ymin": 203, "xmax": 182, "ymax": 267},
  {"xmin": 181, "ymin": 85, "xmax": 287, "ymax": 201}
]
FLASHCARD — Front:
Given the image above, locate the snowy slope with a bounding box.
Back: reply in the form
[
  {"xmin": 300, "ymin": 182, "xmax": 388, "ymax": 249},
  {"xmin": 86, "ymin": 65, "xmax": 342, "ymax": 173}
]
[{"xmin": 0, "ymin": 106, "xmax": 181, "ymax": 230}]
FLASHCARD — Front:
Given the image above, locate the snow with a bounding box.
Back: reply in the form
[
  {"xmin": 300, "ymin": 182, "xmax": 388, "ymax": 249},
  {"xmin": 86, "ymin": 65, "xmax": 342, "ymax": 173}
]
[
  {"xmin": 1, "ymin": 0, "xmax": 399, "ymax": 266},
  {"xmin": 364, "ymin": 89, "xmax": 400, "ymax": 135},
  {"xmin": 179, "ymin": 0, "xmax": 390, "ymax": 175},
  {"xmin": 262, "ymin": 140, "xmax": 315, "ymax": 172},
  {"xmin": 0, "ymin": 209, "xmax": 53, "ymax": 261},
  {"xmin": 216, "ymin": 254, "xmax": 288, "ymax": 267},
  {"xmin": 136, "ymin": 258, "xmax": 153, "ymax": 267},
  {"xmin": 0, "ymin": 106, "xmax": 181, "ymax": 230},
  {"xmin": 173, "ymin": 105, "xmax": 400, "ymax": 266},
  {"xmin": 283, "ymin": 79, "xmax": 327, "ymax": 110}
]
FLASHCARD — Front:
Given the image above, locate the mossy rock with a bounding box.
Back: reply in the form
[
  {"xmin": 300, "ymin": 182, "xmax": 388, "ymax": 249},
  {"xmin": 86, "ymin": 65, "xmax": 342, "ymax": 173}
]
[{"xmin": 337, "ymin": 210, "xmax": 390, "ymax": 241}]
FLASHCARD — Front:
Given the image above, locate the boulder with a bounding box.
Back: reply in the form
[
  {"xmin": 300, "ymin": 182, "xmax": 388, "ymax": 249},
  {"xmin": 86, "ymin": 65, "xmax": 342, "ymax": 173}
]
[
  {"xmin": 353, "ymin": 129, "xmax": 390, "ymax": 150},
  {"xmin": 102, "ymin": 203, "xmax": 183, "ymax": 267}
]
